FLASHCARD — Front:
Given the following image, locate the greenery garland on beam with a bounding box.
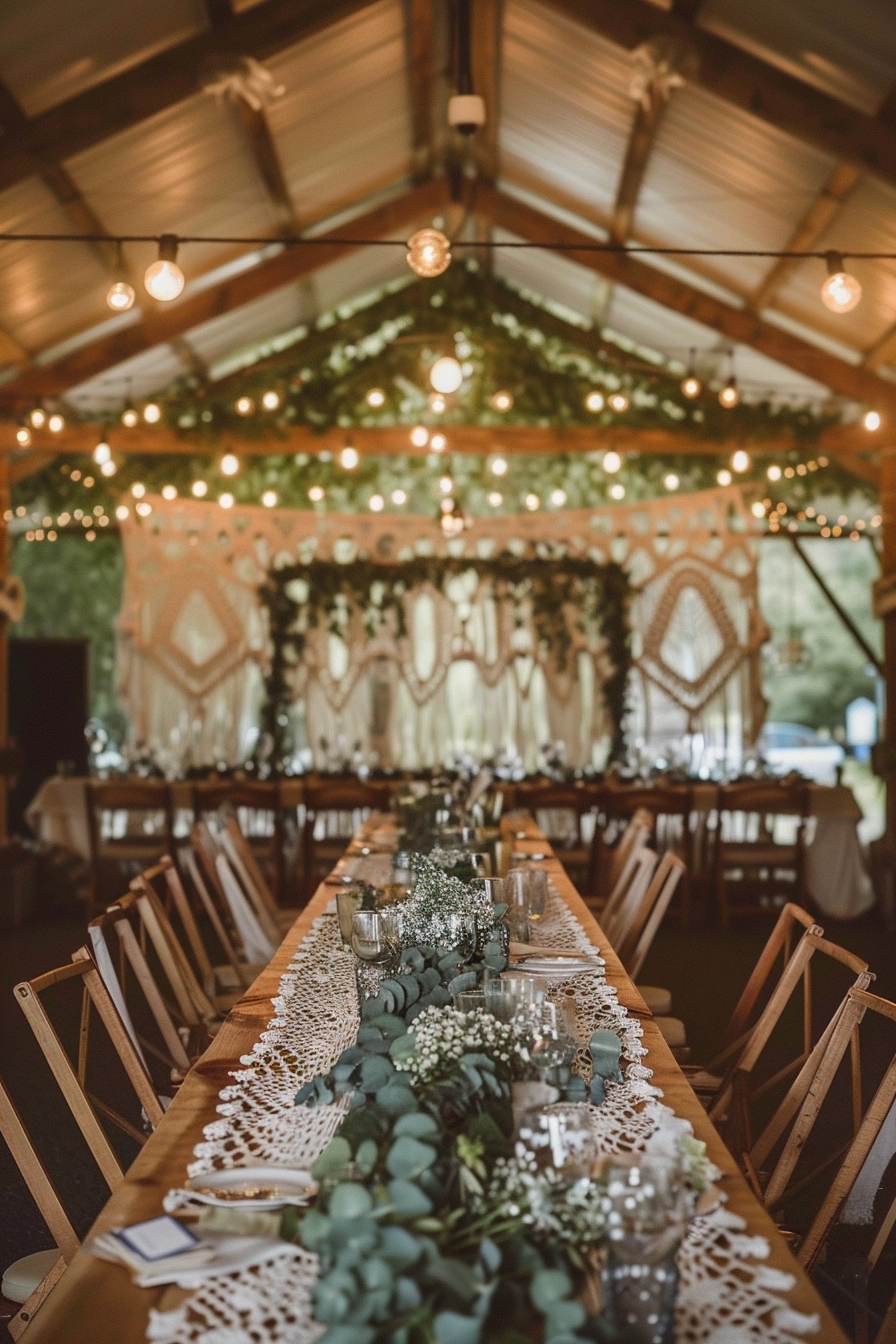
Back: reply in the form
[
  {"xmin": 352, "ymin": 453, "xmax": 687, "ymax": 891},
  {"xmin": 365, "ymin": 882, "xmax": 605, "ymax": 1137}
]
[{"xmin": 258, "ymin": 555, "xmax": 632, "ymax": 764}]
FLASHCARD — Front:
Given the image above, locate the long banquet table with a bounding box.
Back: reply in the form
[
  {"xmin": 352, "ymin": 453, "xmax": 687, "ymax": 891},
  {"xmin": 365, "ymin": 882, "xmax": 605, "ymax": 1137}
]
[{"xmin": 21, "ymin": 814, "xmax": 849, "ymax": 1343}]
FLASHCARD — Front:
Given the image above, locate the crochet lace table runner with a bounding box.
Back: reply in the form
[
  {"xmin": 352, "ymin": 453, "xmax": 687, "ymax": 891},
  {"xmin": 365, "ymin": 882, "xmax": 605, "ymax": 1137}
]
[{"xmin": 154, "ymin": 858, "xmax": 821, "ymax": 1344}]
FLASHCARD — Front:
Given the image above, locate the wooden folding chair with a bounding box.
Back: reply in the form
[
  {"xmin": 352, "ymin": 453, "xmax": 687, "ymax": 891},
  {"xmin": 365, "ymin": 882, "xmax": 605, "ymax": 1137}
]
[
  {"xmin": 302, "ymin": 778, "xmax": 392, "ymax": 900},
  {"xmin": 14, "ymin": 948, "xmax": 164, "ymax": 1161},
  {"xmin": 125, "ymin": 878, "xmax": 223, "ymax": 1032},
  {"xmin": 597, "ymin": 842, "xmax": 657, "ymax": 945},
  {"xmin": 616, "ymin": 851, "xmax": 687, "ymax": 982},
  {"xmin": 192, "ymin": 781, "xmax": 285, "ymax": 900},
  {"xmin": 513, "ymin": 783, "xmax": 601, "ymax": 897},
  {"xmin": 599, "ymin": 787, "xmax": 693, "ymax": 925},
  {"xmin": 136, "ymin": 856, "xmax": 249, "ymax": 1003},
  {"xmin": 714, "ymin": 778, "xmax": 811, "ymax": 926},
  {"xmin": 0, "ymin": 1077, "xmax": 79, "ymax": 1339},
  {"xmin": 220, "ymin": 814, "xmax": 296, "ymax": 932},
  {"xmin": 192, "ymin": 821, "xmax": 280, "ymax": 951},
  {"xmin": 606, "ymin": 807, "xmax": 654, "ymax": 893},
  {"xmin": 85, "ymin": 779, "xmax": 174, "ymax": 914}
]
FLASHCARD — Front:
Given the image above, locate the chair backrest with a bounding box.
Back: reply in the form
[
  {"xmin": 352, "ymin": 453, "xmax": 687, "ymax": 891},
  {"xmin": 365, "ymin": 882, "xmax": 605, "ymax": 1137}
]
[
  {"xmin": 127, "ymin": 875, "xmax": 221, "ymax": 1027},
  {"xmin": 515, "ymin": 784, "xmax": 599, "ymax": 819},
  {"xmin": 85, "ymin": 779, "xmax": 174, "ymax": 851},
  {"xmin": 600, "ymin": 844, "xmax": 657, "ymax": 948},
  {"xmin": 718, "ymin": 779, "xmax": 811, "ymax": 835},
  {"xmin": 219, "ymin": 816, "xmax": 283, "ymax": 940},
  {"xmin": 607, "ymin": 807, "xmax": 654, "ymax": 891},
  {"xmin": 617, "ymin": 851, "xmax": 686, "ymax": 980},
  {"xmin": 137, "ymin": 855, "xmax": 223, "ymax": 993},
  {"xmin": 89, "ymin": 898, "xmax": 192, "ymax": 1079},
  {"xmin": 192, "ymin": 781, "xmax": 285, "ymax": 898},
  {"xmin": 14, "ymin": 948, "xmax": 164, "ymax": 1181},
  {"xmin": 181, "ymin": 843, "xmax": 247, "ymax": 971}
]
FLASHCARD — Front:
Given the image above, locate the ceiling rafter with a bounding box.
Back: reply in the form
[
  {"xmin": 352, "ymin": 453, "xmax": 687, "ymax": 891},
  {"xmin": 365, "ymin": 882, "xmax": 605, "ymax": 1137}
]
[
  {"xmin": 0, "ymin": 0, "xmax": 382, "ymax": 197},
  {"xmin": 5, "ymin": 179, "xmax": 450, "ymax": 401},
  {"xmin": 470, "ymin": 0, "xmax": 504, "ymax": 186},
  {"xmin": 403, "ymin": 0, "xmax": 437, "ymax": 184},
  {"xmin": 230, "ymin": 95, "xmax": 300, "ymax": 237},
  {"xmin": 750, "ymin": 162, "xmax": 862, "ymax": 313},
  {"xmin": 610, "ymin": 86, "xmax": 668, "ymax": 246},
  {"xmin": 542, "ymin": 0, "xmax": 896, "ymax": 191},
  {"xmin": 863, "ymin": 318, "xmax": 896, "ymax": 373},
  {"xmin": 478, "ymin": 182, "xmax": 896, "ymax": 414}
]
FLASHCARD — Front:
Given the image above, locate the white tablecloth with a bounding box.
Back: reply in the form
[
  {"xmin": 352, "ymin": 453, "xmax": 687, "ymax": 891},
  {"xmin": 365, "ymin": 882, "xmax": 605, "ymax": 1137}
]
[{"xmin": 805, "ymin": 815, "xmax": 876, "ymax": 919}]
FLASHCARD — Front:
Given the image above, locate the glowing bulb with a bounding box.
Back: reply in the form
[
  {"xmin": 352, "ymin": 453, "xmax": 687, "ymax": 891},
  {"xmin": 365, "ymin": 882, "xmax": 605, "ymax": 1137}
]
[
  {"xmin": 767, "ymin": 464, "xmax": 781, "ymax": 481},
  {"xmin": 144, "ymin": 235, "xmax": 185, "ymax": 301},
  {"xmin": 430, "ymin": 433, "xmax": 447, "ymax": 452},
  {"xmin": 525, "ymin": 493, "xmax": 540, "ymax": 511},
  {"xmin": 218, "ymin": 493, "xmax": 234, "ymax": 509},
  {"xmin": 16, "ymin": 428, "xmax": 30, "ymax": 446},
  {"xmin": 48, "ymin": 413, "xmax": 64, "ymax": 433},
  {"xmin": 821, "ymin": 252, "xmax": 861, "ymax": 313},
  {"xmin": 406, "ymin": 227, "xmax": 451, "ymax": 278},
  {"xmin": 391, "ymin": 489, "xmax": 407, "ymax": 505},
  {"xmin": 365, "ymin": 388, "xmax": 386, "ymax": 408},
  {"xmin": 131, "ymin": 482, "xmax": 146, "ymax": 498},
  {"xmin": 162, "ymin": 484, "xmax": 177, "ymax": 500},
  {"xmin": 429, "ymin": 356, "xmax": 463, "ymax": 394},
  {"xmin": 106, "ymin": 279, "xmax": 135, "ymax": 312},
  {"xmin": 429, "ymin": 393, "xmax": 447, "ymax": 413},
  {"xmin": 135, "ymin": 500, "xmax": 152, "ymax": 517},
  {"xmin": 143, "ymin": 402, "xmax": 161, "ymax": 424},
  {"xmin": 93, "ymin": 441, "xmax": 111, "ymax": 465},
  {"xmin": 585, "ymin": 391, "xmax": 605, "ymax": 413},
  {"xmin": 221, "ymin": 453, "xmax": 239, "ymax": 476},
  {"xmin": 100, "ymin": 459, "xmax": 116, "ymax": 477},
  {"xmin": 751, "ymin": 501, "xmax": 766, "ymax": 518},
  {"xmin": 550, "ymin": 488, "xmax": 567, "ymax": 506},
  {"xmin": 235, "ymin": 396, "xmax": 254, "ymax": 416},
  {"xmin": 608, "ymin": 392, "xmax": 629, "ymax": 413},
  {"xmin": 340, "ymin": 445, "xmax": 359, "ymax": 469},
  {"xmin": 121, "ymin": 407, "xmax": 139, "ymax": 428},
  {"xmin": 731, "ymin": 449, "xmax": 751, "ymax": 473},
  {"xmin": 681, "ymin": 374, "xmax": 701, "ymax": 399},
  {"xmin": 610, "ymin": 483, "xmax": 626, "ymax": 500},
  {"xmin": 488, "ymin": 491, "xmax": 503, "ymax": 507},
  {"xmin": 259, "ymin": 489, "xmax": 277, "ymax": 508},
  {"xmin": 717, "ymin": 469, "xmax": 732, "ymax": 486},
  {"xmin": 663, "ymin": 473, "xmax": 679, "ymax": 491},
  {"xmin": 29, "ymin": 407, "xmax": 46, "ymax": 429},
  {"xmin": 439, "ymin": 475, "xmax": 453, "ymax": 494},
  {"xmin": 491, "ymin": 390, "xmax": 513, "ymax": 412},
  {"xmin": 719, "ymin": 377, "xmax": 739, "ymax": 408},
  {"xmin": 115, "ymin": 504, "xmax": 130, "ymax": 520},
  {"xmin": 410, "ymin": 426, "xmax": 429, "ymax": 448},
  {"xmin": 192, "ymin": 480, "xmax": 208, "ymax": 497},
  {"xmin": 308, "ymin": 485, "xmax": 325, "ymax": 502},
  {"xmin": 369, "ymin": 494, "xmax": 385, "ymax": 512},
  {"xmin": 863, "ymin": 410, "xmax": 881, "ymax": 431},
  {"xmin": 261, "ymin": 390, "xmax": 280, "ymax": 411},
  {"xmin": 491, "ymin": 457, "xmax": 508, "ymax": 477},
  {"xmin": 602, "ymin": 451, "xmax": 622, "ymax": 474}
]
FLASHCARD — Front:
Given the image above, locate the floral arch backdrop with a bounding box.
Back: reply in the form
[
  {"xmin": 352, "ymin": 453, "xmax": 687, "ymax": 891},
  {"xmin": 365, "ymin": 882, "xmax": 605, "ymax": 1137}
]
[{"xmin": 116, "ymin": 487, "xmax": 764, "ymax": 772}]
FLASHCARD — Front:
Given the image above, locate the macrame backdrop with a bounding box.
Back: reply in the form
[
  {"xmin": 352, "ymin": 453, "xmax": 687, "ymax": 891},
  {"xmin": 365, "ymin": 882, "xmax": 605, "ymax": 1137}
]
[{"xmin": 117, "ymin": 486, "xmax": 764, "ymax": 771}]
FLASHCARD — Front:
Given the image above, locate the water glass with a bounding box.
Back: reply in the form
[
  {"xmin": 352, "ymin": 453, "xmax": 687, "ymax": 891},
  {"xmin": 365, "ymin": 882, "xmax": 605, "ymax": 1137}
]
[
  {"xmin": 484, "ymin": 973, "xmax": 547, "ymax": 1023},
  {"xmin": 336, "ymin": 887, "xmax": 363, "ymax": 947},
  {"xmin": 453, "ymin": 989, "xmax": 487, "ymax": 1013},
  {"xmin": 507, "ymin": 868, "xmax": 549, "ymax": 925},
  {"xmin": 351, "ymin": 909, "xmax": 400, "ymax": 965}
]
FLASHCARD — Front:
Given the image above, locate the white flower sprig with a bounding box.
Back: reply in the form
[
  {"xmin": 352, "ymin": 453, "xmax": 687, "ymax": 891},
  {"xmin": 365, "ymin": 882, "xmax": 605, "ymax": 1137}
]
[{"xmin": 393, "ymin": 1006, "xmax": 530, "ymax": 1086}]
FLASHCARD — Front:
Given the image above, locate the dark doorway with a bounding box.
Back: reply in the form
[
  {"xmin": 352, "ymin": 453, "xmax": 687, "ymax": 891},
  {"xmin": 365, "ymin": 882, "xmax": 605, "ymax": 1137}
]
[{"xmin": 8, "ymin": 637, "xmax": 89, "ymax": 836}]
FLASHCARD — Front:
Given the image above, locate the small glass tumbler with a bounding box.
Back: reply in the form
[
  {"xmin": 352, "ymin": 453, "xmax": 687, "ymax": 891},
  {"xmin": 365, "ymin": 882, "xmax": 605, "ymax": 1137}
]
[
  {"xmin": 336, "ymin": 887, "xmax": 363, "ymax": 947},
  {"xmin": 351, "ymin": 909, "xmax": 400, "ymax": 965},
  {"xmin": 507, "ymin": 868, "xmax": 549, "ymax": 925},
  {"xmin": 484, "ymin": 973, "xmax": 547, "ymax": 1023},
  {"xmin": 453, "ymin": 989, "xmax": 487, "ymax": 1013}
]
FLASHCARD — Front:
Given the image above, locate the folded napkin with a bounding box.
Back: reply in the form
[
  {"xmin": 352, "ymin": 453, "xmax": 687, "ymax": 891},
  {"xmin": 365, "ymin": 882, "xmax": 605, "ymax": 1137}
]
[{"xmin": 90, "ymin": 1225, "xmax": 302, "ymax": 1289}]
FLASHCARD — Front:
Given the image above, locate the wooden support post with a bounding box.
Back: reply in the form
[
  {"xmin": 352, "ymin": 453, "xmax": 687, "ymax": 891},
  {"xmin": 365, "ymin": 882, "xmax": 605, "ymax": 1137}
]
[
  {"xmin": 880, "ymin": 446, "xmax": 896, "ymax": 848},
  {"xmin": 0, "ymin": 451, "xmax": 9, "ymax": 841}
]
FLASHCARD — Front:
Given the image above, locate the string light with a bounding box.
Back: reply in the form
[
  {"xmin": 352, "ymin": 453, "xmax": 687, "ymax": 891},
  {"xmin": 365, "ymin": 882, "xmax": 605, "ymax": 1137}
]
[
  {"xmin": 864, "ymin": 410, "xmax": 881, "ymax": 431},
  {"xmin": 609, "ymin": 483, "xmax": 626, "ymax": 500},
  {"xmin": 717, "ymin": 469, "xmax": 732, "ymax": 485},
  {"xmin": 308, "ymin": 485, "xmax": 325, "ymax": 502},
  {"xmin": 731, "ymin": 449, "xmax": 751, "ymax": 473},
  {"xmin": 92, "ymin": 441, "xmax": 111, "ymax": 464},
  {"xmin": 439, "ymin": 475, "xmax": 454, "ymax": 494},
  {"xmin": 410, "ymin": 426, "xmax": 429, "ymax": 448},
  {"xmin": 491, "ymin": 390, "xmax": 513, "ymax": 411},
  {"xmin": 100, "ymin": 459, "xmax": 116, "ymax": 477},
  {"xmin": 121, "ymin": 405, "xmax": 139, "ymax": 428},
  {"xmin": 430, "ymin": 433, "xmax": 447, "ymax": 452},
  {"xmin": 525, "ymin": 493, "xmax": 540, "ymax": 510},
  {"xmin": 487, "ymin": 491, "xmax": 503, "ymax": 507},
  {"xmin": 429, "ymin": 393, "xmax": 447, "ymax": 414},
  {"xmin": 15, "ymin": 427, "xmax": 30, "ymax": 446},
  {"xmin": 429, "ymin": 355, "xmax": 463, "ymax": 394},
  {"xmin": 144, "ymin": 235, "xmax": 185, "ymax": 301},
  {"xmin": 550, "ymin": 488, "xmax": 567, "ymax": 506},
  {"xmin": 29, "ymin": 407, "xmax": 46, "ymax": 429},
  {"xmin": 767, "ymin": 464, "xmax": 781, "ymax": 480},
  {"xmin": 340, "ymin": 443, "xmax": 359, "ymax": 469},
  {"xmin": 391, "ymin": 488, "xmax": 407, "ymax": 504},
  {"xmin": 369, "ymin": 494, "xmax": 384, "ymax": 512},
  {"xmin": 365, "ymin": 388, "xmax": 386, "ymax": 408},
  {"xmin": 131, "ymin": 482, "xmax": 146, "ymax": 498},
  {"xmin": 260, "ymin": 489, "xmax": 277, "ymax": 507},
  {"xmin": 106, "ymin": 279, "xmax": 136, "ymax": 312},
  {"xmin": 608, "ymin": 391, "xmax": 629, "ymax": 413},
  {"xmin": 261, "ymin": 390, "xmax": 280, "ymax": 411},
  {"xmin": 751, "ymin": 501, "xmax": 766, "ymax": 518},
  {"xmin": 218, "ymin": 493, "xmax": 234, "ymax": 509},
  {"xmin": 48, "ymin": 413, "xmax": 64, "ymax": 433},
  {"xmin": 220, "ymin": 452, "xmax": 239, "ymax": 475},
  {"xmin": 681, "ymin": 351, "xmax": 701, "ymax": 398},
  {"xmin": 192, "ymin": 480, "xmax": 208, "ymax": 497},
  {"xmin": 115, "ymin": 504, "xmax": 129, "ymax": 520},
  {"xmin": 235, "ymin": 396, "xmax": 254, "ymax": 415},
  {"xmin": 719, "ymin": 376, "xmax": 739, "ymax": 408},
  {"xmin": 602, "ymin": 451, "xmax": 622, "ymax": 473},
  {"xmin": 162, "ymin": 484, "xmax": 177, "ymax": 500},
  {"xmin": 491, "ymin": 457, "xmax": 508, "ymax": 476},
  {"xmin": 585, "ymin": 391, "xmax": 605, "ymax": 413},
  {"xmin": 820, "ymin": 251, "xmax": 861, "ymax": 313},
  {"xmin": 663, "ymin": 473, "xmax": 679, "ymax": 491},
  {"xmin": 143, "ymin": 402, "xmax": 161, "ymax": 423},
  {"xmin": 406, "ymin": 228, "xmax": 451, "ymax": 277},
  {"xmin": 135, "ymin": 500, "xmax": 152, "ymax": 517}
]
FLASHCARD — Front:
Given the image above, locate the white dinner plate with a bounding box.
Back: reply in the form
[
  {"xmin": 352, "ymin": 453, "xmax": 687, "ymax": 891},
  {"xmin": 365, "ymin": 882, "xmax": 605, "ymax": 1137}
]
[
  {"xmin": 185, "ymin": 1167, "xmax": 318, "ymax": 1209},
  {"xmin": 513, "ymin": 955, "xmax": 604, "ymax": 976}
]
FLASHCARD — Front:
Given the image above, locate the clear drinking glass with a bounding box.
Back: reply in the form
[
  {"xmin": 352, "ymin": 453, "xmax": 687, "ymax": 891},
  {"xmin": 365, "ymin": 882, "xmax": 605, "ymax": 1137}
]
[
  {"xmin": 483, "ymin": 973, "xmax": 547, "ymax": 1022},
  {"xmin": 336, "ymin": 887, "xmax": 363, "ymax": 947},
  {"xmin": 507, "ymin": 868, "xmax": 548, "ymax": 925},
  {"xmin": 351, "ymin": 909, "xmax": 400, "ymax": 965},
  {"xmin": 453, "ymin": 989, "xmax": 487, "ymax": 1012}
]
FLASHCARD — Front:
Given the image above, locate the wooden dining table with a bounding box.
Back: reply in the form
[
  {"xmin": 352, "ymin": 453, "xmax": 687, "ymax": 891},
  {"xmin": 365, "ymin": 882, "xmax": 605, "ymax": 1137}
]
[{"xmin": 21, "ymin": 814, "xmax": 849, "ymax": 1343}]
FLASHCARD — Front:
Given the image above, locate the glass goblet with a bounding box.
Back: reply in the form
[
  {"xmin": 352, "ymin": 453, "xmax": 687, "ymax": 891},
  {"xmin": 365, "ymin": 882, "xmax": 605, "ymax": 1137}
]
[{"xmin": 351, "ymin": 909, "xmax": 400, "ymax": 966}]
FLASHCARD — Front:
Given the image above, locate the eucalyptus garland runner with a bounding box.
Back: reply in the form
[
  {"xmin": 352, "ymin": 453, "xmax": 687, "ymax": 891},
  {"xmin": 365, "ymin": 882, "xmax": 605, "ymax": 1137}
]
[{"xmin": 259, "ymin": 554, "xmax": 633, "ymax": 762}]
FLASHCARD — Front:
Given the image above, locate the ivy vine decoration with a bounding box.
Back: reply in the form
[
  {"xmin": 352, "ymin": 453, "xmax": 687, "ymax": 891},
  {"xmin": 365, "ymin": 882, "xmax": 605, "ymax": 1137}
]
[{"xmin": 258, "ymin": 554, "xmax": 632, "ymax": 764}]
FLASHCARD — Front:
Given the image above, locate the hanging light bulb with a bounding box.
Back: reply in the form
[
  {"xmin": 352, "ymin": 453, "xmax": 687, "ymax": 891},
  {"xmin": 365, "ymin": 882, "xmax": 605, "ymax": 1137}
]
[
  {"xmin": 340, "ymin": 443, "xmax": 359, "ymax": 470},
  {"xmin": 92, "ymin": 441, "xmax": 111, "ymax": 465},
  {"xmin": 550, "ymin": 488, "xmax": 567, "ymax": 506},
  {"xmin": 602, "ymin": 451, "xmax": 622, "ymax": 474},
  {"xmin": 48, "ymin": 413, "xmax": 65, "ymax": 433},
  {"xmin": 439, "ymin": 474, "xmax": 454, "ymax": 494},
  {"xmin": 717, "ymin": 469, "xmax": 732, "ymax": 486},
  {"xmin": 369, "ymin": 494, "xmax": 385, "ymax": 512},
  {"xmin": 308, "ymin": 485, "xmax": 325, "ymax": 502},
  {"xmin": 863, "ymin": 409, "xmax": 881, "ymax": 431},
  {"xmin": 429, "ymin": 355, "xmax": 464, "ymax": 394},
  {"xmin": 218, "ymin": 493, "xmax": 234, "ymax": 509},
  {"xmin": 192, "ymin": 480, "xmax": 208, "ymax": 497},
  {"xmin": 440, "ymin": 499, "xmax": 467, "ymax": 537},
  {"xmin": 261, "ymin": 390, "xmax": 280, "ymax": 411},
  {"xmin": 15, "ymin": 426, "xmax": 30, "ymax": 447},
  {"xmin": 143, "ymin": 402, "xmax": 161, "ymax": 424},
  {"xmin": 491, "ymin": 456, "xmax": 508, "ymax": 476},
  {"xmin": 820, "ymin": 251, "xmax": 861, "ymax": 314},
  {"xmin": 487, "ymin": 491, "xmax": 503, "ymax": 507},
  {"xmin": 609, "ymin": 483, "xmax": 626, "ymax": 500},
  {"xmin": 731, "ymin": 449, "xmax": 751, "ymax": 473},
  {"xmin": 663, "ymin": 473, "xmax": 679, "ymax": 491},
  {"xmin": 429, "ymin": 393, "xmax": 447, "ymax": 414},
  {"xmin": 525, "ymin": 493, "xmax": 541, "ymax": 511},
  {"xmin": 410, "ymin": 425, "xmax": 429, "ymax": 448},
  {"xmin": 106, "ymin": 279, "xmax": 136, "ymax": 313},
  {"xmin": 430, "ymin": 432, "xmax": 447, "ymax": 452},
  {"xmin": 220, "ymin": 453, "xmax": 239, "ymax": 476},
  {"xmin": 29, "ymin": 407, "xmax": 46, "ymax": 429},
  {"xmin": 585, "ymin": 390, "xmax": 605, "ymax": 413},
  {"xmin": 162, "ymin": 484, "xmax": 178, "ymax": 500},
  {"xmin": 365, "ymin": 388, "xmax": 386, "ymax": 408},
  {"xmin": 235, "ymin": 396, "xmax": 254, "ymax": 416},
  {"xmin": 680, "ymin": 350, "xmax": 702, "ymax": 397},
  {"xmin": 608, "ymin": 391, "xmax": 629, "ymax": 413},
  {"xmin": 121, "ymin": 405, "xmax": 139, "ymax": 428},
  {"xmin": 491, "ymin": 390, "xmax": 513, "ymax": 412},
  {"xmin": 391, "ymin": 488, "xmax": 407, "ymax": 505},
  {"xmin": 719, "ymin": 376, "xmax": 739, "ymax": 408},
  {"xmin": 131, "ymin": 482, "xmax": 146, "ymax": 498},
  {"xmin": 767, "ymin": 464, "xmax": 782, "ymax": 481},
  {"xmin": 144, "ymin": 234, "xmax": 185, "ymax": 302},
  {"xmin": 406, "ymin": 228, "xmax": 451, "ymax": 278}
]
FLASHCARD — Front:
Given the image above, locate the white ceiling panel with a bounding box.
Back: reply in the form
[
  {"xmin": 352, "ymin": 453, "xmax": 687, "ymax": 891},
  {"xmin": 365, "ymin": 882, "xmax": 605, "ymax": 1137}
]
[
  {"xmin": 66, "ymin": 341, "xmax": 188, "ymax": 415},
  {"xmin": 188, "ymin": 284, "xmax": 309, "ymax": 372},
  {"xmin": 265, "ymin": 1, "xmax": 412, "ymax": 225},
  {"xmin": 0, "ymin": 0, "xmax": 206, "ymax": 116}
]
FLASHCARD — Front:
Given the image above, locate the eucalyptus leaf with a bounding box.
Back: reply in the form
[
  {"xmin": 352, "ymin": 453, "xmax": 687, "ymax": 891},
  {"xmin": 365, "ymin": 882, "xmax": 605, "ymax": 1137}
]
[
  {"xmin": 432, "ymin": 1312, "xmax": 482, "ymax": 1344},
  {"xmin": 354, "ymin": 1138, "xmax": 379, "ymax": 1175},
  {"xmin": 529, "ymin": 1269, "xmax": 572, "ymax": 1311},
  {"xmin": 318, "ymin": 1326, "xmax": 376, "ymax": 1344},
  {"xmin": 590, "ymin": 1029, "xmax": 623, "ymax": 1081},
  {"xmin": 312, "ymin": 1136, "xmax": 353, "ymax": 1179},
  {"xmin": 393, "ymin": 1112, "xmax": 440, "ymax": 1138},
  {"xmin": 386, "ymin": 1178, "xmax": 433, "ymax": 1217},
  {"xmin": 359, "ymin": 1054, "xmax": 395, "ymax": 1091},
  {"xmin": 427, "ymin": 1256, "xmax": 480, "ymax": 1303},
  {"xmin": 542, "ymin": 1301, "xmax": 587, "ymax": 1335},
  {"xmin": 376, "ymin": 1085, "xmax": 419, "ymax": 1116},
  {"xmin": 386, "ymin": 1135, "xmax": 437, "ymax": 1180},
  {"xmin": 380, "ymin": 1224, "xmax": 423, "ymax": 1269},
  {"xmin": 314, "ymin": 1267, "xmax": 357, "ymax": 1322},
  {"xmin": 328, "ymin": 1182, "xmax": 374, "ymax": 1219},
  {"xmin": 393, "ymin": 1276, "xmax": 423, "ymax": 1312}
]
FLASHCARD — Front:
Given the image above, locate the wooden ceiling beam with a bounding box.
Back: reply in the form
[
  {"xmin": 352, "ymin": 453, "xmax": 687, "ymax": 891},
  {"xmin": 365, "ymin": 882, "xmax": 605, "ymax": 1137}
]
[
  {"xmin": 470, "ymin": 0, "xmax": 504, "ymax": 185},
  {"xmin": 478, "ymin": 182, "xmax": 896, "ymax": 414},
  {"xmin": 0, "ymin": 0, "xmax": 381, "ymax": 196},
  {"xmin": 863, "ymin": 318, "xmax": 896, "ymax": 373},
  {"xmin": 230, "ymin": 96, "xmax": 299, "ymax": 236},
  {"xmin": 404, "ymin": 0, "xmax": 437, "ymax": 184},
  {"xmin": 610, "ymin": 87, "xmax": 668, "ymax": 245},
  {"xmin": 542, "ymin": 0, "xmax": 896, "ymax": 192},
  {"xmin": 750, "ymin": 162, "xmax": 861, "ymax": 312},
  {"xmin": 5, "ymin": 179, "xmax": 450, "ymax": 401}
]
